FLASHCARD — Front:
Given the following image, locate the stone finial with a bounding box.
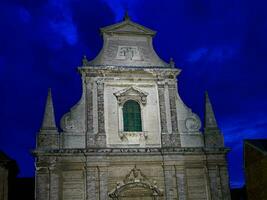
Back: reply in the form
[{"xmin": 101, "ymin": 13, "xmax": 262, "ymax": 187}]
[
  {"xmin": 169, "ymin": 57, "xmax": 175, "ymax": 68},
  {"xmin": 41, "ymin": 88, "xmax": 57, "ymax": 130},
  {"xmin": 204, "ymin": 91, "xmax": 218, "ymax": 129},
  {"xmin": 123, "ymin": 11, "xmax": 130, "ymax": 21},
  {"xmin": 82, "ymin": 55, "xmax": 89, "ymax": 66}
]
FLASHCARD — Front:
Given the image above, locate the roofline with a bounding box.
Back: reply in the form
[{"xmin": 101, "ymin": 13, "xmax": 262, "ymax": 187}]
[
  {"xmin": 244, "ymin": 139, "xmax": 267, "ymax": 155},
  {"xmin": 100, "ymin": 19, "xmax": 157, "ymax": 36}
]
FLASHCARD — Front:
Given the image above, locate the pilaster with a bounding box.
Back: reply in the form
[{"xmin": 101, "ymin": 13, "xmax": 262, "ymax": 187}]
[
  {"xmin": 168, "ymin": 84, "xmax": 178, "ymax": 134},
  {"xmin": 86, "ymin": 78, "xmax": 94, "ymax": 147},
  {"xmin": 96, "ymin": 80, "xmax": 106, "ymax": 147},
  {"xmin": 163, "ymin": 165, "xmax": 177, "ymax": 199},
  {"xmin": 158, "ymin": 83, "xmax": 167, "ymax": 134},
  {"xmin": 98, "ymin": 166, "xmax": 108, "ymax": 200},
  {"xmin": 49, "ymin": 165, "xmax": 60, "ymax": 200},
  {"xmin": 36, "ymin": 167, "xmax": 49, "ymax": 200},
  {"xmin": 86, "ymin": 167, "xmax": 98, "ymax": 200},
  {"xmin": 219, "ymin": 166, "xmax": 231, "ymax": 200},
  {"xmin": 175, "ymin": 166, "xmax": 187, "ymax": 200},
  {"xmin": 86, "ymin": 79, "xmax": 94, "ymax": 134}
]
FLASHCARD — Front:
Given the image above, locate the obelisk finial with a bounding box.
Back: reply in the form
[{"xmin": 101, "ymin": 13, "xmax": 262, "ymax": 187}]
[
  {"xmin": 204, "ymin": 91, "xmax": 218, "ymax": 129},
  {"xmin": 41, "ymin": 88, "xmax": 57, "ymax": 130}
]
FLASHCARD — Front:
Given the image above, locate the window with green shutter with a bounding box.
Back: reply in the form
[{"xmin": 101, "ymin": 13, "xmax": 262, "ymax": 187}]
[{"xmin": 123, "ymin": 100, "xmax": 142, "ymax": 132}]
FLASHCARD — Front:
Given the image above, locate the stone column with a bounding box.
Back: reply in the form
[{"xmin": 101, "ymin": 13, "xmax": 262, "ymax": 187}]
[
  {"xmin": 86, "ymin": 167, "xmax": 98, "ymax": 200},
  {"xmin": 36, "ymin": 167, "xmax": 49, "ymax": 200},
  {"xmin": 175, "ymin": 166, "xmax": 187, "ymax": 200}
]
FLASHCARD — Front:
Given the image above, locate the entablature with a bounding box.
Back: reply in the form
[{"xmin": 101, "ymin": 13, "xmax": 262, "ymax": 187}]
[{"xmin": 78, "ymin": 66, "xmax": 181, "ymax": 80}]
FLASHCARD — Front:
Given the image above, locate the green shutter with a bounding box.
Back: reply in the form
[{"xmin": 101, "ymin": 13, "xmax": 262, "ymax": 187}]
[{"xmin": 123, "ymin": 100, "xmax": 142, "ymax": 132}]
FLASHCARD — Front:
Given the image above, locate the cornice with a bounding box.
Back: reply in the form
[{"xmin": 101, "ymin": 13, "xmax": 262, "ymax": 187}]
[{"xmin": 33, "ymin": 147, "xmax": 230, "ymax": 156}]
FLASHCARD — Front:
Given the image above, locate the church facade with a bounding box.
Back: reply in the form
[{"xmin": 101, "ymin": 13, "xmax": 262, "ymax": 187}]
[{"xmin": 34, "ymin": 15, "xmax": 231, "ymax": 200}]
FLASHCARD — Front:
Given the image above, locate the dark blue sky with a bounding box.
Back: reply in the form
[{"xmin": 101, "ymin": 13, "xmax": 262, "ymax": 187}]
[{"xmin": 0, "ymin": 0, "xmax": 267, "ymax": 188}]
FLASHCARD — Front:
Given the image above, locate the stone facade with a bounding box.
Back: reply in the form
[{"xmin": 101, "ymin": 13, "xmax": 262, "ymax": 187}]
[{"xmin": 34, "ymin": 14, "xmax": 231, "ymax": 199}]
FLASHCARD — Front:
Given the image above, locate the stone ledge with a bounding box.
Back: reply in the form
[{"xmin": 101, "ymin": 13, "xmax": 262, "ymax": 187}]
[{"xmin": 33, "ymin": 147, "xmax": 230, "ymax": 156}]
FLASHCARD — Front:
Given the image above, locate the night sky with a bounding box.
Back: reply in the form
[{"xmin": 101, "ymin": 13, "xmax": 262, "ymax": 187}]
[{"xmin": 1, "ymin": 0, "xmax": 267, "ymax": 188}]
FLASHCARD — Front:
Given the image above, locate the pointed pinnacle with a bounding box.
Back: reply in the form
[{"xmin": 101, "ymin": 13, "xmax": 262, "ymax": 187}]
[
  {"xmin": 204, "ymin": 91, "xmax": 218, "ymax": 129},
  {"xmin": 41, "ymin": 88, "xmax": 57, "ymax": 130},
  {"xmin": 169, "ymin": 57, "xmax": 175, "ymax": 68},
  {"xmin": 82, "ymin": 55, "xmax": 88, "ymax": 66}
]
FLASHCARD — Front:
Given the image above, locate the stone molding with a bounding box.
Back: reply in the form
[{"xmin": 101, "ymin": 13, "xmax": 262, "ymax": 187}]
[
  {"xmin": 78, "ymin": 66, "xmax": 181, "ymax": 79},
  {"xmin": 113, "ymin": 86, "xmax": 148, "ymax": 145},
  {"xmin": 33, "ymin": 147, "xmax": 230, "ymax": 156}
]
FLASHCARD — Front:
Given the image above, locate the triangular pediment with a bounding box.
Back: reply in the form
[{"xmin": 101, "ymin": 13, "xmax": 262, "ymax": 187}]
[{"xmin": 101, "ymin": 20, "xmax": 156, "ymax": 36}]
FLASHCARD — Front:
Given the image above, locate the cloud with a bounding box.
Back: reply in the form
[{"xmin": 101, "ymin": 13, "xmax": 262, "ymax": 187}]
[
  {"xmin": 101, "ymin": 0, "xmax": 139, "ymax": 21},
  {"xmin": 220, "ymin": 114, "xmax": 267, "ymax": 188},
  {"xmin": 49, "ymin": 20, "xmax": 77, "ymax": 45},
  {"xmin": 187, "ymin": 46, "xmax": 236, "ymax": 63},
  {"xmin": 0, "ymin": 0, "xmax": 267, "ymax": 188},
  {"xmin": 187, "ymin": 47, "xmax": 208, "ymax": 62},
  {"xmin": 17, "ymin": 6, "xmax": 31, "ymax": 23},
  {"xmin": 45, "ymin": 0, "xmax": 78, "ymax": 46}
]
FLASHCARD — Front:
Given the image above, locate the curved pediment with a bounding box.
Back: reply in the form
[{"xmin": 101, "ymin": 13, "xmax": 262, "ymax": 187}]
[{"xmin": 113, "ymin": 87, "xmax": 148, "ymax": 105}]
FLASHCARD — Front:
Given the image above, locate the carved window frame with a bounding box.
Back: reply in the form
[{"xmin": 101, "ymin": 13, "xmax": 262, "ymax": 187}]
[{"xmin": 113, "ymin": 87, "xmax": 148, "ymax": 141}]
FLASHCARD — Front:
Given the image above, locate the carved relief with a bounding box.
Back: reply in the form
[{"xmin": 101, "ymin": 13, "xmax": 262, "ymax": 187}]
[
  {"xmin": 109, "ymin": 165, "xmax": 163, "ymax": 199},
  {"xmin": 185, "ymin": 114, "xmax": 201, "ymax": 132},
  {"xmin": 116, "ymin": 46, "xmax": 142, "ymax": 61}
]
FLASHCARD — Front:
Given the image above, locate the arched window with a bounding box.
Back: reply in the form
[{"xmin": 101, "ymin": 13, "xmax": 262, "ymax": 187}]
[{"xmin": 123, "ymin": 100, "xmax": 142, "ymax": 132}]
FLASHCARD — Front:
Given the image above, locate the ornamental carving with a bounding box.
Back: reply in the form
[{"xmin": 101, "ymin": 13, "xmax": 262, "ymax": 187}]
[
  {"xmin": 185, "ymin": 114, "xmax": 201, "ymax": 132},
  {"xmin": 109, "ymin": 165, "xmax": 163, "ymax": 199},
  {"xmin": 113, "ymin": 86, "xmax": 148, "ymax": 105},
  {"xmin": 116, "ymin": 46, "xmax": 142, "ymax": 61}
]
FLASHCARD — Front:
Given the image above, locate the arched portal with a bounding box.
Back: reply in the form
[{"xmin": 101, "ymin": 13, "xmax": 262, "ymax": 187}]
[{"xmin": 108, "ymin": 166, "xmax": 163, "ymax": 200}]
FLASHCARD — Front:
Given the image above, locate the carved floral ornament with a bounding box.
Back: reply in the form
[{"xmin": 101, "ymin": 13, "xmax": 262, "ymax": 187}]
[
  {"xmin": 113, "ymin": 86, "xmax": 148, "ymax": 106},
  {"xmin": 108, "ymin": 165, "xmax": 163, "ymax": 199}
]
